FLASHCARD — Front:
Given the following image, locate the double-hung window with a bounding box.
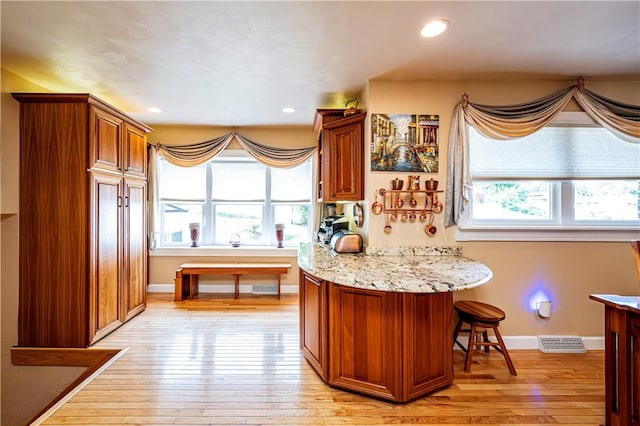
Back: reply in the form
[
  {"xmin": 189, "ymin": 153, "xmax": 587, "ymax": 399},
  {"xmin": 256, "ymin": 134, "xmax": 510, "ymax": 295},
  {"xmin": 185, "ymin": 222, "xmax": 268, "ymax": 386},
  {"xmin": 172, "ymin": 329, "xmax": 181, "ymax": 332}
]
[
  {"xmin": 158, "ymin": 150, "xmax": 312, "ymax": 247},
  {"xmin": 458, "ymin": 112, "xmax": 640, "ymax": 241}
]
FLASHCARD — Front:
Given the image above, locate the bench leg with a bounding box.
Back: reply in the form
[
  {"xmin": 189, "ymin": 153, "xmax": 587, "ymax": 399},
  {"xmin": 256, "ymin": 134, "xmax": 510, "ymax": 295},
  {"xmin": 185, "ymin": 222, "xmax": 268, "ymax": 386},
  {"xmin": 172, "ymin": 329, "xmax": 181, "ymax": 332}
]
[
  {"xmin": 234, "ymin": 274, "xmax": 240, "ymax": 299},
  {"xmin": 189, "ymin": 275, "xmax": 199, "ymax": 300},
  {"xmin": 277, "ymin": 274, "xmax": 281, "ymax": 299},
  {"xmin": 174, "ymin": 269, "xmax": 184, "ymax": 301}
]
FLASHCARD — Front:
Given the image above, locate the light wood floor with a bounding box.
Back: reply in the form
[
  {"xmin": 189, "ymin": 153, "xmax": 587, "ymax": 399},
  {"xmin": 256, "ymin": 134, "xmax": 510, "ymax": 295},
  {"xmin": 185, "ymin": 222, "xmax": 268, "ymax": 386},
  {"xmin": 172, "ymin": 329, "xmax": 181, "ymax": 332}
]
[{"xmin": 41, "ymin": 293, "xmax": 605, "ymax": 425}]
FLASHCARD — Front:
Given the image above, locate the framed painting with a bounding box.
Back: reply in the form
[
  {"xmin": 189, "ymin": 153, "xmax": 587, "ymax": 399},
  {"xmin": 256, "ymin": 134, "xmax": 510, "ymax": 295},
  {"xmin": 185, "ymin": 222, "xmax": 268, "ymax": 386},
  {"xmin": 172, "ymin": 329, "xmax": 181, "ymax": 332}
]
[{"xmin": 371, "ymin": 113, "xmax": 439, "ymax": 172}]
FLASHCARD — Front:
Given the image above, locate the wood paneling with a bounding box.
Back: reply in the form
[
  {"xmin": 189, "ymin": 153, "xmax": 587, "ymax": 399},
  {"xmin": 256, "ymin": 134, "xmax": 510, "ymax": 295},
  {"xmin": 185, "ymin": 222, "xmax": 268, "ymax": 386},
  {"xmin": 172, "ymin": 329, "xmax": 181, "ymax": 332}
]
[
  {"xmin": 90, "ymin": 106, "xmax": 123, "ymax": 173},
  {"xmin": 37, "ymin": 294, "xmax": 607, "ymax": 425},
  {"xmin": 329, "ymin": 284, "xmax": 401, "ymax": 400},
  {"xmin": 123, "ymin": 179, "xmax": 147, "ymax": 321},
  {"xmin": 89, "ymin": 173, "xmax": 123, "ymax": 343},
  {"xmin": 123, "ymin": 122, "xmax": 148, "ymax": 177},
  {"xmin": 403, "ymin": 292, "xmax": 453, "ymax": 399},
  {"xmin": 18, "ymin": 102, "xmax": 89, "ymax": 347}
]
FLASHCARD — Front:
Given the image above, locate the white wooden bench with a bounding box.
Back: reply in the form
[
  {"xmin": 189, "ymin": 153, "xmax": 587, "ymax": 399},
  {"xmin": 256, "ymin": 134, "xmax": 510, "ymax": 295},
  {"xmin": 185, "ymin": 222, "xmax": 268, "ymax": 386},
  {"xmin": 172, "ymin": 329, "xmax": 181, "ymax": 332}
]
[{"xmin": 174, "ymin": 262, "xmax": 292, "ymax": 301}]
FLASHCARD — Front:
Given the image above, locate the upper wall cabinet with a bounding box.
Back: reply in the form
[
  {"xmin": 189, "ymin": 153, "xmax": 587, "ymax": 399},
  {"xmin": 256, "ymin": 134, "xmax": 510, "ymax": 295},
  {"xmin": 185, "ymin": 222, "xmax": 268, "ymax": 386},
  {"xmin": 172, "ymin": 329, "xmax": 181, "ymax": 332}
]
[{"xmin": 313, "ymin": 109, "xmax": 367, "ymax": 202}]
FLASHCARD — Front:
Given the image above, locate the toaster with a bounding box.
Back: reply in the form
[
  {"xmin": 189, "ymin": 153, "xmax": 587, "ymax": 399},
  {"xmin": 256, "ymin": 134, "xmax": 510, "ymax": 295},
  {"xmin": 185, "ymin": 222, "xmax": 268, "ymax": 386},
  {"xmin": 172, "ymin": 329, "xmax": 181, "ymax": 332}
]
[{"xmin": 329, "ymin": 230, "xmax": 363, "ymax": 253}]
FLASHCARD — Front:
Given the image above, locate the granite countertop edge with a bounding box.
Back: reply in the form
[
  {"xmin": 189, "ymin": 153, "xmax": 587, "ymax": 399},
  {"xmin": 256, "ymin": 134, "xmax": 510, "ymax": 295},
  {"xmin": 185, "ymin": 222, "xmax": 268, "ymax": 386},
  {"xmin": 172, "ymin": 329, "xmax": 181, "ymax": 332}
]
[{"xmin": 297, "ymin": 243, "xmax": 493, "ymax": 294}]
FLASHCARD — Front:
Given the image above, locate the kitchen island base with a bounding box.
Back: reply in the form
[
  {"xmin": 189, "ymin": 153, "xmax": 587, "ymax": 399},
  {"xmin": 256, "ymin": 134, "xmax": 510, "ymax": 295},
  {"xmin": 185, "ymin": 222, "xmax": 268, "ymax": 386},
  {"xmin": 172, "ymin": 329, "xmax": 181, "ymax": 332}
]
[{"xmin": 300, "ymin": 270, "xmax": 453, "ymax": 403}]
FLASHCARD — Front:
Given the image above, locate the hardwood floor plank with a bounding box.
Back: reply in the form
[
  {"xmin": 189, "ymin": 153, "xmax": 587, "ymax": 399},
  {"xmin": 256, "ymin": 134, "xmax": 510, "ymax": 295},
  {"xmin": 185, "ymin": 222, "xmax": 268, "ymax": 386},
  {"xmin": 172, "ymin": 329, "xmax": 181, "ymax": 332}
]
[{"xmin": 40, "ymin": 293, "xmax": 605, "ymax": 425}]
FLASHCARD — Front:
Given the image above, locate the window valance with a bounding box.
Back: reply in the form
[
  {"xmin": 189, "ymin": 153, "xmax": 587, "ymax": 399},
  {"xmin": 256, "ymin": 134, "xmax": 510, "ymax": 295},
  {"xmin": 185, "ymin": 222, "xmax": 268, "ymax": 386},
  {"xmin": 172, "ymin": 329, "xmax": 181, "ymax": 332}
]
[
  {"xmin": 154, "ymin": 131, "xmax": 316, "ymax": 169},
  {"xmin": 445, "ymin": 78, "xmax": 640, "ymax": 227}
]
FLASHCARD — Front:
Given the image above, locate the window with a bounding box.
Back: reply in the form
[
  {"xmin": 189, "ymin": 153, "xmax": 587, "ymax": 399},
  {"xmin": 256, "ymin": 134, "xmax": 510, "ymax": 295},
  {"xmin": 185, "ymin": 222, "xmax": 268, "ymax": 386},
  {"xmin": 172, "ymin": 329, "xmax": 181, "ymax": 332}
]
[
  {"xmin": 458, "ymin": 112, "xmax": 640, "ymax": 241},
  {"xmin": 158, "ymin": 151, "xmax": 312, "ymax": 247}
]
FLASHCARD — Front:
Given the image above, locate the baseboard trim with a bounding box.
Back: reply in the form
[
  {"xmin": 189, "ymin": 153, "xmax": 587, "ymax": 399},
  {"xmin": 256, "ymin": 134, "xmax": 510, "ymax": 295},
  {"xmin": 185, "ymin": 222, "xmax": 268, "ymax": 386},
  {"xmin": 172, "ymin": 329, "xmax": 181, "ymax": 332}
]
[{"xmin": 147, "ymin": 283, "xmax": 299, "ymax": 295}]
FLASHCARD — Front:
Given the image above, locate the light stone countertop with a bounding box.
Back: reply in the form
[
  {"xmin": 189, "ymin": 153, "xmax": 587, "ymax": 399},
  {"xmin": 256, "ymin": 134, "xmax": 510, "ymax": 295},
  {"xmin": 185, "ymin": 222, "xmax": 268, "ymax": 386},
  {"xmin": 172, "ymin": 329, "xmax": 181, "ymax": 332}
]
[{"xmin": 297, "ymin": 243, "xmax": 493, "ymax": 293}]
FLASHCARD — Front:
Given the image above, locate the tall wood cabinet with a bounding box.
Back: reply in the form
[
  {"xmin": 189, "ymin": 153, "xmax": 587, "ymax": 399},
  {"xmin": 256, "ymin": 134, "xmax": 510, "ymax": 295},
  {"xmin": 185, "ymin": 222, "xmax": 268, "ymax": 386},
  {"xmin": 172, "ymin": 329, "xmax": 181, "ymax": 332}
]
[
  {"xmin": 313, "ymin": 109, "xmax": 367, "ymax": 202},
  {"xmin": 14, "ymin": 93, "xmax": 152, "ymax": 347}
]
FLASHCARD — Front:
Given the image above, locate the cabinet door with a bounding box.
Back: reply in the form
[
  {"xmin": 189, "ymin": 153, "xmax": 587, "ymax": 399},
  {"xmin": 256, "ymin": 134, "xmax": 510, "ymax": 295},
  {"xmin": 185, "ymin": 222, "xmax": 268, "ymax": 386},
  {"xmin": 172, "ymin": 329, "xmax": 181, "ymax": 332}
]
[
  {"xmin": 322, "ymin": 114, "xmax": 365, "ymax": 201},
  {"xmin": 123, "ymin": 123, "xmax": 148, "ymax": 178},
  {"xmin": 328, "ymin": 283, "xmax": 402, "ymax": 401},
  {"xmin": 123, "ymin": 179, "xmax": 147, "ymax": 321},
  {"xmin": 90, "ymin": 106, "xmax": 124, "ymax": 174},
  {"xmin": 402, "ymin": 292, "xmax": 453, "ymax": 400},
  {"xmin": 299, "ymin": 271, "xmax": 328, "ymax": 380},
  {"xmin": 89, "ymin": 173, "xmax": 123, "ymax": 344}
]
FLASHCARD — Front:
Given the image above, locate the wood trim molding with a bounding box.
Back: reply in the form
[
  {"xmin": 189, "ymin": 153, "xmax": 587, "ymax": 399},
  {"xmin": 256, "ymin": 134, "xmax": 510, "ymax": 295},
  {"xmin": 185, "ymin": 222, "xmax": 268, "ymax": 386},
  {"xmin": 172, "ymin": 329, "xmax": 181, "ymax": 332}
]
[{"xmin": 11, "ymin": 347, "xmax": 126, "ymax": 424}]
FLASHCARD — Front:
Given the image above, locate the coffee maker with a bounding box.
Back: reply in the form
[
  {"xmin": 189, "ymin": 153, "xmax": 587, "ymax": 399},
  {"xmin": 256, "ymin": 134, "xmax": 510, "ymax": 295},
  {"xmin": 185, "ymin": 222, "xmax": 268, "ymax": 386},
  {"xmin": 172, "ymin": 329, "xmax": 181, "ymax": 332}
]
[{"xmin": 317, "ymin": 203, "xmax": 349, "ymax": 244}]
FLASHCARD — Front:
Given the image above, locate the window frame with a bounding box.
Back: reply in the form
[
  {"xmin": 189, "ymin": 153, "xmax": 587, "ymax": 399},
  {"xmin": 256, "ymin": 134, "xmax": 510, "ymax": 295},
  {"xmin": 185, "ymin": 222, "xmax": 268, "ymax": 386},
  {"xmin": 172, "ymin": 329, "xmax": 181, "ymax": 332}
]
[
  {"xmin": 157, "ymin": 150, "xmax": 313, "ymax": 248},
  {"xmin": 457, "ymin": 113, "xmax": 640, "ymax": 242}
]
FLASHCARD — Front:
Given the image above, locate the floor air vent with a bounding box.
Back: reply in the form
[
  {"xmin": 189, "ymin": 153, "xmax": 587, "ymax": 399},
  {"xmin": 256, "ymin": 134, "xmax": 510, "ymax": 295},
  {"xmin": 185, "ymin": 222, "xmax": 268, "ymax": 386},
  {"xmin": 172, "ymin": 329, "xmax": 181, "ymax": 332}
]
[{"xmin": 537, "ymin": 336, "xmax": 587, "ymax": 353}]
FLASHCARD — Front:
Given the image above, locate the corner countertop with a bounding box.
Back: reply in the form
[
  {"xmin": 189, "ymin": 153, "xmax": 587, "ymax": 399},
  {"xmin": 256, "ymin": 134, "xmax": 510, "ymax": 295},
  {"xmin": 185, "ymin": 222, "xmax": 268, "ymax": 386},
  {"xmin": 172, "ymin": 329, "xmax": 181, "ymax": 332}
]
[{"xmin": 297, "ymin": 243, "xmax": 493, "ymax": 293}]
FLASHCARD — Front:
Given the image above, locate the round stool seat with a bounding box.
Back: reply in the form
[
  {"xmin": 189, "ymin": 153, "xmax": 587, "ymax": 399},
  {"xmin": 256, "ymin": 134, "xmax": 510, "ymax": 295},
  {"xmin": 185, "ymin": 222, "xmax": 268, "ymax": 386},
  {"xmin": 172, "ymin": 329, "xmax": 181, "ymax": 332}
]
[{"xmin": 454, "ymin": 300, "xmax": 505, "ymax": 324}]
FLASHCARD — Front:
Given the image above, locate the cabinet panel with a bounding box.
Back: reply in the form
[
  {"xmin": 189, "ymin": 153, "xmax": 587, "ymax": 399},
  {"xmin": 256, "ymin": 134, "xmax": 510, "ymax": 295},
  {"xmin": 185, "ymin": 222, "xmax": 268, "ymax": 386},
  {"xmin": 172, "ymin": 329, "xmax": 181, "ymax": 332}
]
[
  {"xmin": 299, "ymin": 271, "xmax": 328, "ymax": 379},
  {"xmin": 631, "ymin": 318, "xmax": 640, "ymax": 425},
  {"xmin": 328, "ymin": 284, "xmax": 401, "ymax": 400},
  {"xmin": 90, "ymin": 106, "xmax": 123, "ymax": 173},
  {"xmin": 90, "ymin": 173, "xmax": 123, "ymax": 344},
  {"xmin": 124, "ymin": 122, "xmax": 148, "ymax": 178},
  {"xmin": 17, "ymin": 102, "xmax": 89, "ymax": 347},
  {"xmin": 123, "ymin": 179, "xmax": 147, "ymax": 320},
  {"xmin": 402, "ymin": 292, "xmax": 453, "ymax": 399}
]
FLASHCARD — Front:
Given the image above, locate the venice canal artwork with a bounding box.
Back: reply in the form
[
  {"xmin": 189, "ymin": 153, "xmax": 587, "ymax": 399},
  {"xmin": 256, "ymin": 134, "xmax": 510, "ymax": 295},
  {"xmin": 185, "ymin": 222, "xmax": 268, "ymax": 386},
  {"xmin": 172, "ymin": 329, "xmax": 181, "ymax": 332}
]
[{"xmin": 371, "ymin": 113, "xmax": 439, "ymax": 173}]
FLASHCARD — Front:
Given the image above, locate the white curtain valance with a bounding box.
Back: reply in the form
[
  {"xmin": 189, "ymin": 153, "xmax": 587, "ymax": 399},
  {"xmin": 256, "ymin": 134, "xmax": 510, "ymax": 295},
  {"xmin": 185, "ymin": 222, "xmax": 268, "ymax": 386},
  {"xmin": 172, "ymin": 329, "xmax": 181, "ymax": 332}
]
[
  {"xmin": 445, "ymin": 80, "xmax": 640, "ymax": 227},
  {"xmin": 154, "ymin": 131, "xmax": 316, "ymax": 169}
]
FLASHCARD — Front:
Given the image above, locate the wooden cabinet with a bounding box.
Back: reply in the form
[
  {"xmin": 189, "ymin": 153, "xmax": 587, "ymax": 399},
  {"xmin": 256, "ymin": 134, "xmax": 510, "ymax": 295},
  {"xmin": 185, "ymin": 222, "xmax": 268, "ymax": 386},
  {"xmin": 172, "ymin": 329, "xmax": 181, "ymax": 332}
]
[
  {"xmin": 590, "ymin": 294, "xmax": 640, "ymax": 426},
  {"xmin": 14, "ymin": 93, "xmax": 152, "ymax": 348},
  {"xmin": 299, "ymin": 272, "xmax": 454, "ymax": 402},
  {"xmin": 299, "ymin": 270, "xmax": 328, "ymax": 379},
  {"xmin": 313, "ymin": 109, "xmax": 366, "ymax": 202}
]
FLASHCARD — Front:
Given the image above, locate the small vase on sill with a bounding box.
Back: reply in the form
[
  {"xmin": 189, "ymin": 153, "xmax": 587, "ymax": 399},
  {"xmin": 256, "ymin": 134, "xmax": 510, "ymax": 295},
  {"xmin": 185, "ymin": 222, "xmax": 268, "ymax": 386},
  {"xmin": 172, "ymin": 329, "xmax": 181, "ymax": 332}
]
[
  {"xmin": 275, "ymin": 223, "xmax": 285, "ymax": 248},
  {"xmin": 189, "ymin": 222, "xmax": 200, "ymax": 247}
]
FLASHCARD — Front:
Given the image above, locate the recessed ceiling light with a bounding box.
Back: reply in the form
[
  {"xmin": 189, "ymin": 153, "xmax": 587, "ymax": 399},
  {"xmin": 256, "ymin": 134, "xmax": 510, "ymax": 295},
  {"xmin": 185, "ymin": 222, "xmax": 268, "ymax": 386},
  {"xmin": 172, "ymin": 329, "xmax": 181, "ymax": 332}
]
[
  {"xmin": 148, "ymin": 107, "xmax": 162, "ymax": 113},
  {"xmin": 282, "ymin": 106, "xmax": 296, "ymax": 114},
  {"xmin": 421, "ymin": 19, "xmax": 449, "ymax": 38}
]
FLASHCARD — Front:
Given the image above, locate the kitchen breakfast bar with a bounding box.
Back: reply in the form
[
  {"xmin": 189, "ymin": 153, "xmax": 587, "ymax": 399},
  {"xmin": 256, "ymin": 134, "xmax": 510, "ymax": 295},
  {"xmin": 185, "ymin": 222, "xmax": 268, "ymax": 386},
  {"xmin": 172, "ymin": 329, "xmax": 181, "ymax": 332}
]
[{"xmin": 297, "ymin": 243, "xmax": 493, "ymax": 402}]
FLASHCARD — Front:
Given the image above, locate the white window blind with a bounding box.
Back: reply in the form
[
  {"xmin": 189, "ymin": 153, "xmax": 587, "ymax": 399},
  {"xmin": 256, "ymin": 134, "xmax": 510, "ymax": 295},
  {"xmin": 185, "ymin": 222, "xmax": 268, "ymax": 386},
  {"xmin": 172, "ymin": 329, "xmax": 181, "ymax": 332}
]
[
  {"xmin": 158, "ymin": 159, "xmax": 206, "ymax": 201},
  {"xmin": 470, "ymin": 126, "xmax": 640, "ymax": 180},
  {"xmin": 271, "ymin": 162, "xmax": 311, "ymax": 202},
  {"xmin": 211, "ymin": 161, "xmax": 266, "ymax": 201}
]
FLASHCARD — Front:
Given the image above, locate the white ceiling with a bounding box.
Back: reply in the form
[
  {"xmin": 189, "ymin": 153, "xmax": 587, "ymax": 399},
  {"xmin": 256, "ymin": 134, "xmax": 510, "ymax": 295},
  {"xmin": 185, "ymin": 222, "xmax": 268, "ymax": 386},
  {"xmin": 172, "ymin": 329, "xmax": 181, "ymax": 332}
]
[{"xmin": 2, "ymin": 1, "xmax": 639, "ymax": 127}]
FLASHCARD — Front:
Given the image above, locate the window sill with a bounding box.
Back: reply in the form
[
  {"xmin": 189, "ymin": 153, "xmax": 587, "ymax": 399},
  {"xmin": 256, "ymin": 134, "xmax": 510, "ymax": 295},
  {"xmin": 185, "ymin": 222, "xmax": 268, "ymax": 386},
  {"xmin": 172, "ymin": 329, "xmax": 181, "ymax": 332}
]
[
  {"xmin": 150, "ymin": 246, "xmax": 298, "ymax": 257},
  {"xmin": 456, "ymin": 226, "xmax": 640, "ymax": 242}
]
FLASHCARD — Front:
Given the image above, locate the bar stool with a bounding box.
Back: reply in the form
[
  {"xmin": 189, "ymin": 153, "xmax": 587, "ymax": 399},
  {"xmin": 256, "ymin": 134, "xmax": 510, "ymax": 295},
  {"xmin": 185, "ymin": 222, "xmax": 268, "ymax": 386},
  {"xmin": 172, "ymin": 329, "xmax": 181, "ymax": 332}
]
[{"xmin": 453, "ymin": 300, "xmax": 517, "ymax": 376}]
